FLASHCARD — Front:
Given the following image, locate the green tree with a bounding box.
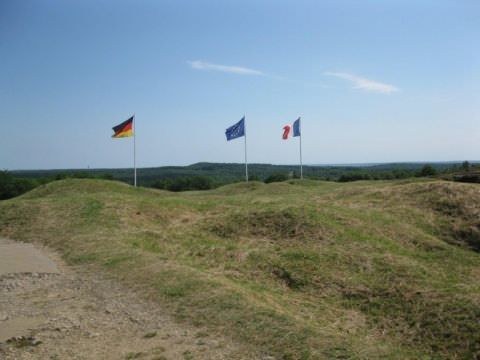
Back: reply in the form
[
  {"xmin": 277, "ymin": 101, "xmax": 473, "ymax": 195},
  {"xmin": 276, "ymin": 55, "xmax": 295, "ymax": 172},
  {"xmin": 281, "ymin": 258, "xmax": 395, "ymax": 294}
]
[
  {"xmin": 152, "ymin": 176, "xmax": 213, "ymax": 192},
  {"xmin": 0, "ymin": 171, "xmax": 37, "ymax": 200},
  {"xmin": 264, "ymin": 173, "xmax": 289, "ymax": 184},
  {"xmin": 417, "ymin": 164, "xmax": 437, "ymax": 177},
  {"xmin": 462, "ymin": 161, "xmax": 471, "ymax": 172}
]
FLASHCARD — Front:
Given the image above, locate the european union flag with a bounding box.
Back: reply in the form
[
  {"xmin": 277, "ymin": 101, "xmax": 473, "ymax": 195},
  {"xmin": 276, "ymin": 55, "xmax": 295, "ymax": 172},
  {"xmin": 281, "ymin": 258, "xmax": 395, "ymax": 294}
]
[
  {"xmin": 225, "ymin": 117, "xmax": 245, "ymax": 141},
  {"xmin": 292, "ymin": 117, "xmax": 301, "ymax": 137}
]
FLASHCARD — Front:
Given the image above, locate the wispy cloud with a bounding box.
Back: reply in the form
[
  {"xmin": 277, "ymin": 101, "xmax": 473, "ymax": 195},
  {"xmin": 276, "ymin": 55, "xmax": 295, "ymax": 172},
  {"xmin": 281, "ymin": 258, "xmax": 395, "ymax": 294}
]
[
  {"xmin": 188, "ymin": 60, "xmax": 264, "ymax": 76},
  {"xmin": 324, "ymin": 71, "xmax": 399, "ymax": 94}
]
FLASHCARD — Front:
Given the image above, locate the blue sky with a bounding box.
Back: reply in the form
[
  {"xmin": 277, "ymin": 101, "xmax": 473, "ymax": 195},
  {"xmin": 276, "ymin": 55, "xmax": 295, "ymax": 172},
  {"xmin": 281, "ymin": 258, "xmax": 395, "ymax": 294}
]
[{"xmin": 1, "ymin": 0, "xmax": 478, "ymax": 169}]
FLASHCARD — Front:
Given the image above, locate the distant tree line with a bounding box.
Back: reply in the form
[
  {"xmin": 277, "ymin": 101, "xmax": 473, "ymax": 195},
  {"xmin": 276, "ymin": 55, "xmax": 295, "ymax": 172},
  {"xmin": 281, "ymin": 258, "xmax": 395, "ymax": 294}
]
[
  {"xmin": 0, "ymin": 171, "xmax": 39, "ymax": 200},
  {"xmin": 151, "ymin": 176, "xmax": 214, "ymax": 192},
  {"xmin": 451, "ymin": 161, "xmax": 480, "ymax": 183},
  {"xmin": 2, "ymin": 162, "xmax": 478, "ymax": 200},
  {"xmin": 0, "ymin": 171, "xmax": 114, "ymax": 200},
  {"xmin": 338, "ymin": 169, "xmax": 417, "ymax": 182}
]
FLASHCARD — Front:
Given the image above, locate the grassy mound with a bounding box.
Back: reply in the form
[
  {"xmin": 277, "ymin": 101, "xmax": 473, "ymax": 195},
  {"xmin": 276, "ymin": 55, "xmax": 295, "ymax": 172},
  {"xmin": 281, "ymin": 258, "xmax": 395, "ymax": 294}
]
[
  {"xmin": 407, "ymin": 182, "xmax": 480, "ymax": 251},
  {"xmin": 1, "ymin": 178, "xmax": 479, "ymax": 359},
  {"xmin": 207, "ymin": 207, "xmax": 326, "ymax": 240}
]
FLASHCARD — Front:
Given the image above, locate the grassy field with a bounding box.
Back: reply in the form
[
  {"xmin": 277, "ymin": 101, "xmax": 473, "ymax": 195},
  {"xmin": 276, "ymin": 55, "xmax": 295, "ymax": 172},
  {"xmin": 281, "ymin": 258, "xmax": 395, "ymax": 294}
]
[{"xmin": 0, "ymin": 178, "xmax": 479, "ymax": 359}]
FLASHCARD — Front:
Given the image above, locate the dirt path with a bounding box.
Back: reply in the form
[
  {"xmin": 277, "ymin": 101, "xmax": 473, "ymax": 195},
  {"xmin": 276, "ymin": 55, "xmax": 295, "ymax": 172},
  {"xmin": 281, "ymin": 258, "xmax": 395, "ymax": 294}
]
[{"xmin": 0, "ymin": 238, "xmax": 248, "ymax": 359}]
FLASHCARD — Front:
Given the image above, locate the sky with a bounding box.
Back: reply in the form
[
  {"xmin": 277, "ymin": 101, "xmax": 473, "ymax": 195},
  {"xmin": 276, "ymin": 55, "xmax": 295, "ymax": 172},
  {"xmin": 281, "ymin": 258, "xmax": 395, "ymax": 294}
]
[{"xmin": 1, "ymin": 0, "xmax": 479, "ymax": 170}]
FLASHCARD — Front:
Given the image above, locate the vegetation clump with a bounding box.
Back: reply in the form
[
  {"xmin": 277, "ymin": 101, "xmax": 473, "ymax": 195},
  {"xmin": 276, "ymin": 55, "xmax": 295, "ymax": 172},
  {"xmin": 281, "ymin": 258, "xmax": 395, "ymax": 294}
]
[
  {"xmin": 416, "ymin": 164, "xmax": 437, "ymax": 177},
  {"xmin": 0, "ymin": 171, "xmax": 37, "ymax": 200},
  {"xmin": 264, "ymin": 172, "xmax": 290, "ymax": 183},
  {"xmin": 152, "ymin": 176, "xmax": 214, "ymax": 191}
]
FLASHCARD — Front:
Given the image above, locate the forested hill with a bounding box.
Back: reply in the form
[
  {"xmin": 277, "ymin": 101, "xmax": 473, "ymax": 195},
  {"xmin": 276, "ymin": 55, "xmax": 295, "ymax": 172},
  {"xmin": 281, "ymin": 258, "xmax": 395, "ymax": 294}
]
[{"xmin": 11, "ymin": 161, "xmax": 475, "ymax": 186}]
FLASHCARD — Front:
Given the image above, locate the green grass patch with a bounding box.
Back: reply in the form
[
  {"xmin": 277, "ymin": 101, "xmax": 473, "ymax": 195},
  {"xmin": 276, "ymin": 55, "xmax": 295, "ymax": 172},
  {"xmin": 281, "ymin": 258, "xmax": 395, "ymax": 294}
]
[{"xmin": 1, "ymin": 178, "xmax": 479, "ymax": 359}]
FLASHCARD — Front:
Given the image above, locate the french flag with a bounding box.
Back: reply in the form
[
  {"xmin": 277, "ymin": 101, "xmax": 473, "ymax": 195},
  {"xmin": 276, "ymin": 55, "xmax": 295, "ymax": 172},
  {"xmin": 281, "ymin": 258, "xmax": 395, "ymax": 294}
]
[{"xmin": 282, "ymin": 118, "xmax": 300, "ymax": 139}]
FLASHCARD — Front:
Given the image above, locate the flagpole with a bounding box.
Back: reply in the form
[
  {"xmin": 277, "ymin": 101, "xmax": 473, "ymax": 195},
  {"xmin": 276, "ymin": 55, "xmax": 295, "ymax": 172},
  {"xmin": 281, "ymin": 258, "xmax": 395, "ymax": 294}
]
[
  {"xmin": 244, "ymin": 115, "xmax": 248, "ymax": 182},
  {"xmin": 299, "ymin": 117, "xmax": 303, "ymax": 179},
  {"xmin": 133, "ymin": 113, "xmax": 137, "ymax": 187}
]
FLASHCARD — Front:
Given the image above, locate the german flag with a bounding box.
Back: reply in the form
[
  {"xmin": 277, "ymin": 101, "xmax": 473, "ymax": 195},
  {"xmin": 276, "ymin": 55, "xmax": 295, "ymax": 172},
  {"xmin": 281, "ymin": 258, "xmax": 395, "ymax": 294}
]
[{"xmin": 112, "ymin": 116, "xmax": 134, "ymax": 138}]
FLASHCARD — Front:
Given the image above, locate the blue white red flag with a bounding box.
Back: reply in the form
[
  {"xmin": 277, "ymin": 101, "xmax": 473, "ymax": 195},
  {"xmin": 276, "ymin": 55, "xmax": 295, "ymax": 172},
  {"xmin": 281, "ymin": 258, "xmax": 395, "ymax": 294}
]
[{"xmin": 293, "ymin": 117, "xmax": 301, "ymax": 137}]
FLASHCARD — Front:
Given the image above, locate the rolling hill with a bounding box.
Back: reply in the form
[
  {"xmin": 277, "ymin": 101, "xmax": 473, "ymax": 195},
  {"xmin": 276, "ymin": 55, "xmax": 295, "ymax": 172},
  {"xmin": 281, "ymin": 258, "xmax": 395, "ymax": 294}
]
[
  {"xmin": 11, "ymin": 161, "xmax": 471, "ymax": 186},
  {"xmin": 0, "ymin": 178, "xmax": 479, "ymax": 359}
]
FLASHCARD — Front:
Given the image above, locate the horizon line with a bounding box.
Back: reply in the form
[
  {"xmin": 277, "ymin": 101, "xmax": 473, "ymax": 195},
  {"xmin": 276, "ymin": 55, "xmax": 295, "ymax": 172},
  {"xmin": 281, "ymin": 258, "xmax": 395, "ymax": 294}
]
[{"xmin": 7, "ymin": 160, "xmax": 479, "ymax": 172}]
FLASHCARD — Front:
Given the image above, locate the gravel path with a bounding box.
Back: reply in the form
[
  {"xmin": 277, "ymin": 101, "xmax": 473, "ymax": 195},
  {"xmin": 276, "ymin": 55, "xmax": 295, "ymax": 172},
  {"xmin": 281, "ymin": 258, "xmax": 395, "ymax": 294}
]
[{"xmin": 0, "ymin": 238, "xmax": 246, "ymax": 359}]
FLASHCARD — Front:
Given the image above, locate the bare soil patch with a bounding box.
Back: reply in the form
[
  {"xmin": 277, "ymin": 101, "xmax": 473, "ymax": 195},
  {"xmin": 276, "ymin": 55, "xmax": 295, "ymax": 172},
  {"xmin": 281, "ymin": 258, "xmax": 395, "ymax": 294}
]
[{"xmin": 0, "ymin": 238, "xmax": 247, "ymax": 359}]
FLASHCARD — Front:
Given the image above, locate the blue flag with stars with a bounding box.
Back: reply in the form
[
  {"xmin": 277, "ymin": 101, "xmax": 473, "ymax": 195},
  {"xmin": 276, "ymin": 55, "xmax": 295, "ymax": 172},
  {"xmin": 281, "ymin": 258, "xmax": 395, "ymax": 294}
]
[
  {"xmin": 293, "ymin": 117, "xmax": 301, "ymax": 137},
  {"xmin": 225, "ymin": 117, "xmax": 245, "ymax": 141}
]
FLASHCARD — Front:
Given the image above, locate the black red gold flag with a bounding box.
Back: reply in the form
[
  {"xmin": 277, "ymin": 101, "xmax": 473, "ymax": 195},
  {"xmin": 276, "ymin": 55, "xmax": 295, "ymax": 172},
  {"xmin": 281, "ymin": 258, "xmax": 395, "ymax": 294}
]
[{"xmin": 112, "ymin": 117, "xmax": 134, "ymax": 138}]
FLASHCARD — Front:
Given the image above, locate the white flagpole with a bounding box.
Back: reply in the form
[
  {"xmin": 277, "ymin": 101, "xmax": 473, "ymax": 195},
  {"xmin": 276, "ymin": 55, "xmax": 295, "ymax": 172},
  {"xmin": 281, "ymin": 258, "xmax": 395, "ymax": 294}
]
[
  {"xmin": 133, "ymin": 113, "xmax": 137, "ymax": 187},
  {"xmin": 244, "ymin": 115, "xmax": 248, "ymax": 182},
  {"xmin": 299, "ymin": 117, "xmax": 303, "ymax": 179}
]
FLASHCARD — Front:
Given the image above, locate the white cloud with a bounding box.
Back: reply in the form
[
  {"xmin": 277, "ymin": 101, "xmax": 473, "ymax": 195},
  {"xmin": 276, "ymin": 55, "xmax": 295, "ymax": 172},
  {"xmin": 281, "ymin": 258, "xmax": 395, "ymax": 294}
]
[
  {"xmin": 324, "ymin": 71, "xmax": 399, "ymax": 94},
  {"xmin": 188, "ymin": 60, "xmax": 264, "ymax": 76}
]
